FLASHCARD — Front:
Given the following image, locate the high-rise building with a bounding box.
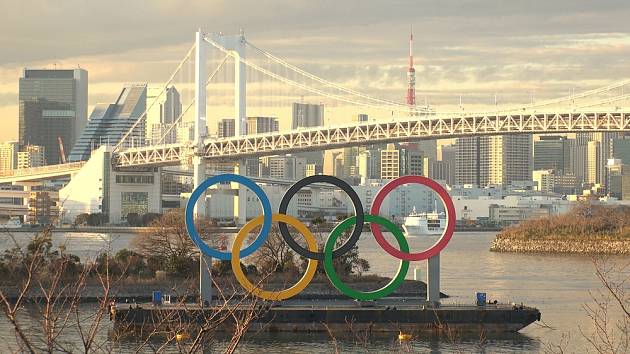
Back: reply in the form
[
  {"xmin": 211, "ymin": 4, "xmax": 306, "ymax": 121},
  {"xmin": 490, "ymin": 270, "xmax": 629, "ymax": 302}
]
[
  {"xmin": 0, "ymin": 142, "xmax": 19, "ymax": 173},
  {"xmin": 292, "ymin": 102, "xmax": 324, "ymax": 129},
  {"xmin": 245, "ymin": 117, "xmax": 279, "ymax": 177},
  {"xmin": 265, "ymin": 155, "xmax": 305, "ymax": 180},
  {"xmin": 534, "ymin": 136, "xmax": 568, "ymax": 173},
  {"xmin": 380, "ymin": 143, "xmax": 423, "ymax": 180},
  {"xmin": 146, "ymin": 86, "xmax": 182, "ymax": 144},
  {"xmin": 455, "ymin": 137, "xmax": 481, "ymax": 185},
  {"xmin": 533, "ymin": 170, "xmax": 555, "ymax": 193},
  {"xmin": 612, "ymin": 138, "xmax": 630, "ymax": 165},
  {"xmin": 217, "ymin": 118, "xmax": 235, "ymax": 138},
  {"xmin": 68, "ymin": 83, "xmax": 147, "ymax": 162},
  {"xmin": 17, "ymin": 145, "xmax": 46, "ymax": 169},
  {"xmin": 586, "ymin": 140, "xmax": 600, "ymax": 185},
  {"xmin": 247, "ymin": 116, "xmax": 279, "ymax": 134},
  {"xmin": 358, "ymin": 150, "xmax": 381, "ymax": 183},
  {"xmin": 607, "ymin": 159, "xmax": 630, "ymax": 200},
  {"xmin": 323, "ymin": 151, "xmax": 344, "ymax": 177},
  {"xmin": 455, "ymin": 135, "xmax": 532, "ymax": 187},
  {"xmin": 577, "ymin": 132, "xmax": 620, "ymax": 188},
  {"xmin": 19, "ymin": 68, "xmax": 88, "ymax": 165},
  {"xmin": 439, "ymin": 144, "xmax": 456, "ymax": 186}
]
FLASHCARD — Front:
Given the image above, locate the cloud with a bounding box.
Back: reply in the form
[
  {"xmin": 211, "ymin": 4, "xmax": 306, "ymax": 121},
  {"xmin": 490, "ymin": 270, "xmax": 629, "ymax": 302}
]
[{"xmin": 1, "ymin": 0, "xmax": 630, "ymax": 141}]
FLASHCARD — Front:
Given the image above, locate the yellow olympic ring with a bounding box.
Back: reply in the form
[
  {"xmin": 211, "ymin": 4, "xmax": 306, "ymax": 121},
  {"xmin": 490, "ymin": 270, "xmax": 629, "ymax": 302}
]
[{"xmin": 231, "ymin": 213, "xmax": 318, "ymax": 301}]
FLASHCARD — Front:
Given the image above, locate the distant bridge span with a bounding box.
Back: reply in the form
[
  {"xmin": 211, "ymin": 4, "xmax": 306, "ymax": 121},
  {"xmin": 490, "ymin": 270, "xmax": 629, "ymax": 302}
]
[{"xmin": 113, "ymin": 111, "xmax": 630, "ymax": 168}]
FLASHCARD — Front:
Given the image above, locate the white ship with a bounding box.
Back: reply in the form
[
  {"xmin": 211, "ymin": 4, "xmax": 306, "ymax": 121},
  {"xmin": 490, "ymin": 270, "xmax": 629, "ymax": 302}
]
[
  {"xmin": 1, "ymin": 216, "xmax": 22, "ymax": 229},
  {"xmin": 402, "ymin": 207, "xmax": 446, "ymax": 236}
]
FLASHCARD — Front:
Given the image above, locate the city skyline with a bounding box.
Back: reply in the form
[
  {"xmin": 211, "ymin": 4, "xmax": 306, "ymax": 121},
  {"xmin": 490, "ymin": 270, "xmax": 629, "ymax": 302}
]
[{"xmin": 2, "ymin": 1, "xmax": 630, "ymax": 141}]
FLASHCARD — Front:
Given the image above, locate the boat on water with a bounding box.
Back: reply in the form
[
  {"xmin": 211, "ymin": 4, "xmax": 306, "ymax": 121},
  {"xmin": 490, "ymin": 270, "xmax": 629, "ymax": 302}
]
[
  {"xmin": 1, "ymin": 216, "xmax": 22, "ymax": 229},
  {"xmin": 402, "ymin": 207, "xmax": 446, "ymax": 236}
]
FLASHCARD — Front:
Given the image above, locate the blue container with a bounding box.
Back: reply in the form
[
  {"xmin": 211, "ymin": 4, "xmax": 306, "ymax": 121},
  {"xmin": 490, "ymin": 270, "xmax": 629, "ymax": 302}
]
[
  {"xmin": 152, "ymin": 291, "xmax": 162, "ymax": 305},
  {"xmin": 476, "ymin": 292, "xmax": 486, "ymax": 306}
]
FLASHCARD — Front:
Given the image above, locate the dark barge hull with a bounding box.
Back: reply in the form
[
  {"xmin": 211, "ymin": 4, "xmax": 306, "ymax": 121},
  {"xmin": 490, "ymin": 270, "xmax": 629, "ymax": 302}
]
[{"xmin": 111, "ymin": 298, "xmax": 540, "ymax": 334}]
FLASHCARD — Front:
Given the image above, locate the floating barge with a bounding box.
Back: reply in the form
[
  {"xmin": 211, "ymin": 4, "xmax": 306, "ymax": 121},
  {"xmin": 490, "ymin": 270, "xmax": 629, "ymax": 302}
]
[{"xmin": 111, "ymin": 297, "xmax": 540, "ymax": 334}]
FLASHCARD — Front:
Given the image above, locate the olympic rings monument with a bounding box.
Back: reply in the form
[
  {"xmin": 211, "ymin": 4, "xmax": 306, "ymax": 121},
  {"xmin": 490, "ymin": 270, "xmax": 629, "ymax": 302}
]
[
  {"xmin": 185, "ymin": 173, "xmax": 454, "ymax": 304},
  {"xmin": 112, "ymin": 172, "xmax": 541, "ymax": 333}
]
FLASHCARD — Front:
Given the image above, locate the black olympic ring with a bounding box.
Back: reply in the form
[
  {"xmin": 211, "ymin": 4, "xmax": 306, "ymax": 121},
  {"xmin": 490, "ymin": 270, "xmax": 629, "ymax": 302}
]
[{"xmin": 278, "ymin": 175, "xmax": 364, "ymax": 261}]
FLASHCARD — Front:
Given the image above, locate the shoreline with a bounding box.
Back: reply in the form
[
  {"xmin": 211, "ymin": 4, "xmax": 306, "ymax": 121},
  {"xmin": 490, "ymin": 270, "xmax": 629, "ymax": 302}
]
[{"xmin": 490, "ymin": 236, "xmax": 630, "ymax": 255}]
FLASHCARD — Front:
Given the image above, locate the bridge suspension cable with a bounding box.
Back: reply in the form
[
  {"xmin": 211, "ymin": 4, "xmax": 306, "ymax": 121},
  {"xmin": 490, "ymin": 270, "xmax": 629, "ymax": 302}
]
[
  {"xmin": 113, "ymin": 43, "xmax": 196, "ymax": 152},
  {"xmin": 244, "ymin": 40, "xmax": 431, "ymax": 113},
  {"xmin": 154, "ymin": 55, "xmax": 230, "ymax": 145}
]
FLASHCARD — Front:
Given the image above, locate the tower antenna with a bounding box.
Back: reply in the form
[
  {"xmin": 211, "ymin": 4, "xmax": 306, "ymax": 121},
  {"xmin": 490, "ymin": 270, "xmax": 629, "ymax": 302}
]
[{"xmin": 406, "ymin": 26, "xmax": 416, "ymax": 106}]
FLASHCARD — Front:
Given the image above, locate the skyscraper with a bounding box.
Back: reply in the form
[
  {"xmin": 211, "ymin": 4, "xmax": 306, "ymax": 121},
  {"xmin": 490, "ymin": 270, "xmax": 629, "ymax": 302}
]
[
  {"xmin": 534, "ymin": 136, "xmax": 569, "ymax": 173},
  {"xmin": 247, "ymin": 116, "xmax": 279, "ymax": 135},
  {"xmin": 19, "ymin": 68, "xmax": 88, "ymax": 164},
  {"xmin": 292, "ymin": 102, "xmax": 324, "ymax": 129},
  {"xmin": 0, "ymin": 142, "xmax": 19, "ymax": 173},
  {"xmin": 68, "ymin": 83, "xmax": 147, "ymax": 162},
  {"xmin": 455, "ymin": 135, "xmax": 532, "ymax": 187},
  {"xmin": 455, "ymin": 137, "xmax": 481, "ymax": 185},
  {"xmin": 577, "ymin": 132, "xmax": 620, "ymax": 188},
  {"xmin": 146, "ymin": 86, "xmax": 182, "ymax": 144},
  {"xmin": 245, "ymin": 117, "xmax": 279, "ymax": 177},
  {"xmin": 217, "ymin": 118, "xmax": 235, "ymax": 138}
]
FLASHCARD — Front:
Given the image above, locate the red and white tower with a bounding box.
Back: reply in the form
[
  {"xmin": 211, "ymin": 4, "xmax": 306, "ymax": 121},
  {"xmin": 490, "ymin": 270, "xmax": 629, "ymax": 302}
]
[{"xmin": 406, "ymin": 27, "xmax": 416, "ymax": 106}]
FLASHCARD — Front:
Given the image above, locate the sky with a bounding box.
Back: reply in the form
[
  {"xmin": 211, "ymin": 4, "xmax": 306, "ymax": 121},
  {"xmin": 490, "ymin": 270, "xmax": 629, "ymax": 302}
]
[{"xmin": 1, "ymin": 0, "xmax": 630, "ymax": 141}]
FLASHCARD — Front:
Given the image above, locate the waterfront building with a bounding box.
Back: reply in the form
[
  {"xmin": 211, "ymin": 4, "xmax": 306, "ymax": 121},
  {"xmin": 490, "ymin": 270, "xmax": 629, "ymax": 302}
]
[
  {"xmin": 61, "ymin": 147, "xmax": 161, "ymax": 224},
  {"xmin": 68, "ymin": 83, "xmax": 147, "ymax": 161},
  {"xmin": 17, "ymin": 145, "xmax": 45, "ymax": 169},
  {"xmin": 27, "ymin": 191, "xmax": 59, "ymax": 225},
  {"xmin": 488, "ymin": 204, "xmax": 550, "ymax": 226},
  {"xmin": 0, "ymin": 142, "xmax": 19, "ymax": 173},
  {"xmin": 19, "ymin": 68, "xmax": 88, "ymax": 164}
]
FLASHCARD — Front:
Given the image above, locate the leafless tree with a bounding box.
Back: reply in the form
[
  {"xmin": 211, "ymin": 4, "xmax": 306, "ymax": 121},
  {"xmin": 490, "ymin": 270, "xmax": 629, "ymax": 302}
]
[
  {"xmin": 579, "ymin": 258, "xmax": 630, "ymax": 354},
  {"xmin": 133, "ymin": 209, "xmax": 214, "ymax": 262}
]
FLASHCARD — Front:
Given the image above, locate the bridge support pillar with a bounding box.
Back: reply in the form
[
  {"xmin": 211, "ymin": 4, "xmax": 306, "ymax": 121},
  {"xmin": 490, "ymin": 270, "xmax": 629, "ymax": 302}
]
[
  {"xmin": 194, "ymin": 29, "xmax": 211, "ymax": 304},
  {"xmin": 233, "ymin": 162, "xmax": 247, "ymax": 226},
  {"xmin": 427, "ymin": 254, "xmax": 440, "ymax": 305}
]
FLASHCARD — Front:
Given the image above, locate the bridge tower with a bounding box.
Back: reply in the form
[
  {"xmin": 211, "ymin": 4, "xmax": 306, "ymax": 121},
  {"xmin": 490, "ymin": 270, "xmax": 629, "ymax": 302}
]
[{"xmin": 206, "ymin": 30, "xmax": 248, "ymax": 226}]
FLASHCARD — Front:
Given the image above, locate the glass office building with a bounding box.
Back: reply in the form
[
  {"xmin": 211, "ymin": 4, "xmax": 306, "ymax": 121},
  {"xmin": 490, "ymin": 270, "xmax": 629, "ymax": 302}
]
[
  {"xmin": 68, "ymin": 83, "xmax": 147, "ymax": 162},
  {"xmin": 19, "ymin": 68, "xmax": 88, "ymax": 164}
]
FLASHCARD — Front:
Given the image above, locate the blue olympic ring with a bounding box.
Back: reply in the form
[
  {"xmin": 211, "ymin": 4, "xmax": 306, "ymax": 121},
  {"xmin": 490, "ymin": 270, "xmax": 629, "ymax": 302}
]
[{"xmin": 185, "ymin": 174, "xmax": 273, "ymax": 260}]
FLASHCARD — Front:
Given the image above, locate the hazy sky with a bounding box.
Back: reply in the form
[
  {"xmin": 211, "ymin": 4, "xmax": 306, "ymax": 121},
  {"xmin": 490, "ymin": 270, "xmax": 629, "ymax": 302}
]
[{"xmin": 1, "ymin": 0, "xmax": 630, "ymax": 141}]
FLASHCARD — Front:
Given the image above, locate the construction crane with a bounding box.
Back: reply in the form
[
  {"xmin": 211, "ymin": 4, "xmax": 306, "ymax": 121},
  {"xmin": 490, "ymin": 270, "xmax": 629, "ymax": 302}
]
[{"xmin": 57, "ymin": 136, "xmax": 67, "ymax": 164}]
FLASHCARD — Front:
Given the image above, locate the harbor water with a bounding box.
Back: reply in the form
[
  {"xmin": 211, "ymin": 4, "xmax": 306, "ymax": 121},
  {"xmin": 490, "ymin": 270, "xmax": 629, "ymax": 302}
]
[{"xmin": 0, "ymin": 230, "xmax": 623, "ymax": 352}]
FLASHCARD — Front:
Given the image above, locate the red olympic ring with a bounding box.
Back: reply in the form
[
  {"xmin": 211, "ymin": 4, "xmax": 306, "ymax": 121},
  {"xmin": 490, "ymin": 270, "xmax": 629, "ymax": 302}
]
[{"xmin": 369, "ymin": 175, "xmax": 456, "ymax": 261}]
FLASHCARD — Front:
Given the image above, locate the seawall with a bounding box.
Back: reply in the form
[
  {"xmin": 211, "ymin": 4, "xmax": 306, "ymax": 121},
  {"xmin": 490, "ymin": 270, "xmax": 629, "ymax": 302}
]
[{"xmin": 490, "ymin": 236, "xmax": 630, "ymax": 255}]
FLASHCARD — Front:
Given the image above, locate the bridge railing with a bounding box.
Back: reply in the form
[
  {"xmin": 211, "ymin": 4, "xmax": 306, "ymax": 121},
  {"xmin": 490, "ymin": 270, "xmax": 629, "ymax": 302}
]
[{"xmin": 0, "ymin": 162, "xmax": 86, "ymax": 178}]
